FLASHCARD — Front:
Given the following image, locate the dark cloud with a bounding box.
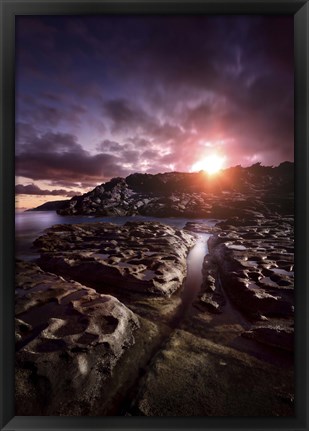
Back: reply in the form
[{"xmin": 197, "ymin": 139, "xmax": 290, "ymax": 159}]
[
  {"xmin": 17, "ymin": 93, "xmax": 87, "ymax": 129},
  {"xmin": 97, "ymin": 139, "xmax": 129, "ymax": 153},
  {"xmin": 27, "ymin": 105, "xmax": 63, "ymax": 127},
  {"xmin": 49, "ymin": 179, "xmax": 85, "ymax": 189},
  {"xmin": 15, "ymin": 183, "xmax": 81, "ymax": 197},
  {"xmin": 104, "ymin": 98, "xmax": 156, "ymax": 134},
  {"xmin": 141, "ymin": 149, "xmax": 159, "ymax": 160},
  {"xmin": 16, "ymin": 129, "xmax": 80, "ymax": 154},
  {"xmin": 16, "ymin": 150, "xmax": 127, "ymax": 184},
  {"xmin": 15, "ymin": 15, "xmax": 293, "ymax": 193},
  {"xmin": 126, "ymin": 137, "xmax": 151, "ymax": 148},
  {"xmin": 41, "ymin": 92, "xmax": 64, "ymax": 103},
  {"xmin": 121, "ymin": 150, "xmax": 140, "ymax": 163},
  {"xmin": 15, "ymin": 122, "xmax": 39, "ymax": 146},
  {"xmin": 16, "ymin": 128, "xmax": 129, "ymax": 185}
]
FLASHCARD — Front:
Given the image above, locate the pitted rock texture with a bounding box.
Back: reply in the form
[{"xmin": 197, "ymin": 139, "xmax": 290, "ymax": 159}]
[
  {"xmin": 54, "ymin": 163, "xmax": 293, "ymax": 218},
  {"xmin": 34, "ymin": 221, "xmax": 195, "ymax": 297},
  {"xmin": 15, "ymin": 210, "xmax": 294, "ymax": 416},
  {"xmin": 185, "ymin": 215, "xmax": 294, "ymax": 351},
  {"xmin": 15, "ymin": 260, "xmax": 139, "ymax": 415}
]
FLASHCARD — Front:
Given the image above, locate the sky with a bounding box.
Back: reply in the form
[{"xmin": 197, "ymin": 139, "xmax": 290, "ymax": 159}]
[{"xmin": 15, "ymin": 15, "xmax": 294, "ymax": 210}]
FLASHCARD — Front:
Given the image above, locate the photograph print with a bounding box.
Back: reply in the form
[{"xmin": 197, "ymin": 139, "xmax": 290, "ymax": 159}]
[{"xmin": 15, "ymin": 14, "xmax": 294, "ymax": 416}]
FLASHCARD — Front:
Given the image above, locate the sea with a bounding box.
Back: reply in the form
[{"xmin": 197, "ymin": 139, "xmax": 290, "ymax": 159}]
[{"xmin": 15, "ymin": 210, "xmax": 217, "ymax": 261}]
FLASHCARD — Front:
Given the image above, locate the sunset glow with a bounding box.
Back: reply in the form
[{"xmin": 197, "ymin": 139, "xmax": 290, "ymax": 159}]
[
  {"xmin": 15, "ymin": 15, "xmax": 294, "ymax": 210},
  {"xmin": 191, "ymin": 155, "xmax": 226, "ymax": 175}
]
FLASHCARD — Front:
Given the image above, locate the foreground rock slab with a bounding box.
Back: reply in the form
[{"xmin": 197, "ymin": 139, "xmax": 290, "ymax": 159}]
[
  {"xmin": 130, "ymin": 329, "xmax": 294, "ymax": 416},
  {"xmin": 15, "ymin": 260, "xmax": 139, "ymax": 415},
  {"xmin": 34, "ymin": 221, "xmax": 195, "ymax": 297}
]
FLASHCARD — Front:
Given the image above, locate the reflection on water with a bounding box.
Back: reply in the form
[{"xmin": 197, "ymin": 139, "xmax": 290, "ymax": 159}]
[
  {"xmin": 181, "ymin": 233, "xmax": 210, "ymax": 306},
  {"xmin": 15, "ymin": 211, "xmax": 217, "ymax": 260},
  {"xmin": 226, "ymin": 244, "xmax": 247, "ymax": 251},
  {"xmin": 272, "ymin": 267, "xmax": 294, "ymax": 276}
]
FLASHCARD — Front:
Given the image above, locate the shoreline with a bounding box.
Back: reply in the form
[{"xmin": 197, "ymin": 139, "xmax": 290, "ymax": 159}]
[{"xmin": 15, "ymin": 215, "xmax": 294, "ymax": 416}]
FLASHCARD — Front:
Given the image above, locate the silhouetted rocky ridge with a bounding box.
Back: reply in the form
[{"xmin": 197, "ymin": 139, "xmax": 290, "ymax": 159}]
[
  {"xmin": 55, "ymin": 162, "xmax": 294, "ymax": 218},
  {"xmin": 27, "ymin": 199, "xmax": 70, "ymax": 212}
]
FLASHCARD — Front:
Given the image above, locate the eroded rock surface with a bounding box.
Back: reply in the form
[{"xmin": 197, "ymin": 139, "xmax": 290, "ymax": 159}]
[
  {"xmin": 15, "ymin": 260, "xmax": 139, "ymax": 415},
  {"xmin": 15, "ymin": 213, "xmax": 294, "ymax": 416},
  {"xmin": 185, "ymin": 215, "xmax": 294, "ymax": 352},
  {"xmin": 130, "ymin": 329, "xmax": 294, "ymax": 416},
  {"xmin": 124, "ymin": 216, "xmax": 294, "ymax": 416},
  {"xmin": 34, "ymin": 221, "xmax": 195, "ymax": 297}
]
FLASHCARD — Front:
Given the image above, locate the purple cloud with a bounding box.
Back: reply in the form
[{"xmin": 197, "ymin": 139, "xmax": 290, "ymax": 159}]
[
  {"xmin": 15, "ymin": 183, "xmax": 81, "ymax": 197},
  {"xmin": 15, "ymin": 15, "xmax": 293, "ymax": 191}
]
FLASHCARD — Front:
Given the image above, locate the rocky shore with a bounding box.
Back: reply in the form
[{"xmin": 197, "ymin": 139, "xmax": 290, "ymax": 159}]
[
  {"xmin": 55, "ymin": 163, "xmax": 293, "ymax": 218},
  {"xmin": 15, "ymin": 166, "xmax": 294, "ymax": 416},
  {"xmin": 15, "ymin": 223, "xmax": 197, "ymax": 415},
  {"xmin": 33, "ymin": 221, "xmax": 195, "ymax": 298},
  {"xmin": 186, "ymin": 215, "xmax": 294, "ymax": 349},
  {"xmin": 126, "ymin": 215, "xmax": 294, "ymax": 416},
  {"xmin": 15, "ymin": 260, "xmax": 140, "ymax": 415}
]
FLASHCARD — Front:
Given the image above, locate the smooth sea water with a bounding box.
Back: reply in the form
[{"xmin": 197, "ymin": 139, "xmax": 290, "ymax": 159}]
[{"xmin": 15, "ymin": 210, "xmax": 217, "ymax": 261}]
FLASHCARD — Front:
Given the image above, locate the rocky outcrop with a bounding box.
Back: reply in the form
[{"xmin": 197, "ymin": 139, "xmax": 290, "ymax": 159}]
[
  {"xmin": 55, "ymin": 163, "xmax": 294, "ymax": 217},
  {"xmin": 33, "ymin": 221, "xmax": 195, "ymax": 297},
  {"xmin": 185, "ymin": 215, "xmax": 294, "ymax": 352},
  {"xmin": 242, "ymin": 325, "xmax": 294, "ymax": 352},
  {"xmin": 122, "ymin": 216, "xmax": 294, "ymax": 416},
  {"xmin": 15, "ymin": 260, "xmax": 139, "ymax": 415},
  {"xmin": 27, "ymin": 199, "xmax": 70, "ymax": 211},
  {"xmin": 194, "ymin": 253, "xmax": 226, "ymax": 314},
  {"xmin": 129, "ymin": 329, "xmax": 294, "ymax": 416}
]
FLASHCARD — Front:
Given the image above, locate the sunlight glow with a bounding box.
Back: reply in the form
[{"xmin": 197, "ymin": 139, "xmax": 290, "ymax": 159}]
[{"xmin": 191, "ymin": 154, "xmax": 226, "ymax": 175}]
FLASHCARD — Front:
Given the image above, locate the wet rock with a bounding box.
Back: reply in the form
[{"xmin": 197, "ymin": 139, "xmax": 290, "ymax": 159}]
[
  {"xmin": 34, "ymin": 222, "xmax": 195, "ymax": 297},
  {"xmin": 203, "ymin": 216, "xmax": 294, "ymax": 322},
  {"xmin": 129, "ymin": 329, "xmax": 294, "ymax": 416},
  {"xmin": 198, "ymin": 291, "xmax": 225, "ymax": 314},
  {"xmin": 15, "ymin": 260, "xmax": 139, "ymax": 415},
  {"xmin": 242, "ymin": 325, "xmax": 294, "ymax": 352},
  {"xmin": 193, "ymin": 254, "xmax": 225, "ymax": 314}
]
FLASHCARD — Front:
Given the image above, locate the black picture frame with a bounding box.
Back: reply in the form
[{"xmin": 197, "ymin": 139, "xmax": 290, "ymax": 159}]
[{"xmin": 1, "ymin": 1, "xmax": 308, "ymax": 430}]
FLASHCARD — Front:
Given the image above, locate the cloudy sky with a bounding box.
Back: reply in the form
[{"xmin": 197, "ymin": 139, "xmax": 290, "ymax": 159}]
[{"xmin": 15, "ymin": 15, "xmax": 293, "ymax": 209}]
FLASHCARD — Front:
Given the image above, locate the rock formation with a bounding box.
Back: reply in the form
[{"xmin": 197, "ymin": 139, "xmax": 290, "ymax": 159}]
[
  {"xmin": 130, "ymin": 329, "xmax": 294, "ymax": 416},
  {"xmin": 15, "ymin": 260, "xmax": 139, "ymax": 415},
  {"xmin": 27, "ymin": 199, "xmax": 69, "ymax": 211},
  {"xmin": 185, "ymin": 215, "xmax": 294, "ymax": 352},
  {"xmin": 54, "ymin": 163, "xmax": 293, "ymax": 218},
  {"xmin": 33, "ymin": 221, "xmax": 195, "ymax": 297},
  {"xmin": 15, "ymin": 165, "xmax": 295, "ymax": 416}
]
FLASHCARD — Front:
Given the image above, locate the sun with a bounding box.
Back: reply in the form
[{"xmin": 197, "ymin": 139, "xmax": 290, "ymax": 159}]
[{"xmin": 191, "ymin": 154, "xmax": 225, "ymax": 175}]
